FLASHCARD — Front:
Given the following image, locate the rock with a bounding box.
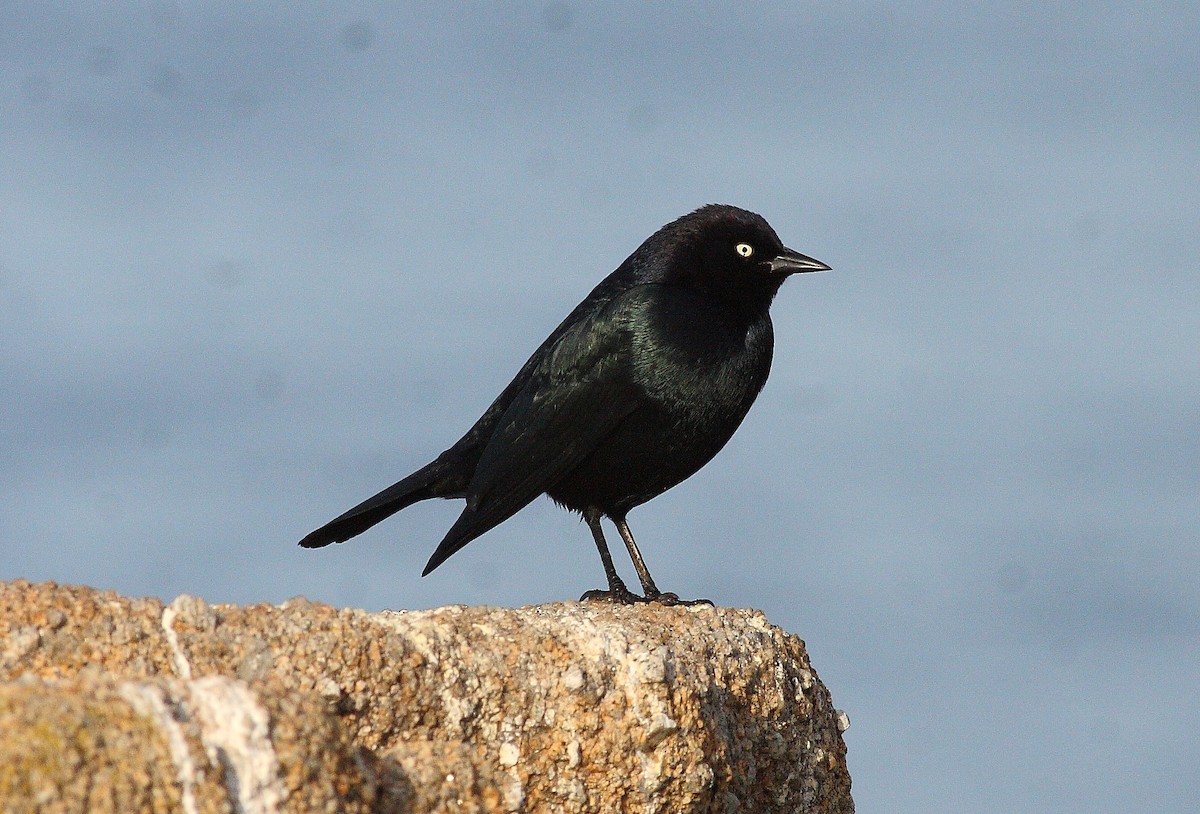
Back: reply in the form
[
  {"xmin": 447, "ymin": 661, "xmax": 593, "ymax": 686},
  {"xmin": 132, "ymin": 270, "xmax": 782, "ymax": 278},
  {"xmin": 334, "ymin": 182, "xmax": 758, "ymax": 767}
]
[{"xmin": 0, "ymin": 579, "xmax": 853, "ymax": 812}]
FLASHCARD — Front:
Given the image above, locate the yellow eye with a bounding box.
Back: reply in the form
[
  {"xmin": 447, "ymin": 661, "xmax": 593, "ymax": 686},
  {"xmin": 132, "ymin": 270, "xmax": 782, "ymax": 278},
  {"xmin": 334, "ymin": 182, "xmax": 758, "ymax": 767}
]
[{"xmin": 735, "ymin": 242, "xmax": 754, "ymax": 258}]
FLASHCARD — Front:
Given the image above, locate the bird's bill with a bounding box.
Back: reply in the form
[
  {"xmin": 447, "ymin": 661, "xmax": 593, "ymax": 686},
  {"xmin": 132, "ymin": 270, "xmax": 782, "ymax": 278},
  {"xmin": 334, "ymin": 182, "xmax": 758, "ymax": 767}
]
[{"xmin": 769, "ymin": 247, "xmax": 831, "ymax": 275}]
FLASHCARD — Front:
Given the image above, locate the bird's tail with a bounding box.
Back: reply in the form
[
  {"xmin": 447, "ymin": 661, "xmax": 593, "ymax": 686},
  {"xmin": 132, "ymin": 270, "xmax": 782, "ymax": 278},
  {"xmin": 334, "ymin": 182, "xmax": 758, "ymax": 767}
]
[{"xmin": 298, "ymin": 457, "xmax": 466, "ymax": 549}]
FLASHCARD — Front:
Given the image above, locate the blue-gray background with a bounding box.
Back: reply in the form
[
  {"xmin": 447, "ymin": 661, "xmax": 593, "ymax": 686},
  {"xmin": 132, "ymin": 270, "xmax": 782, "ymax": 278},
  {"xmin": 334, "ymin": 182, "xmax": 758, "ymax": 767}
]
[{"xmin": 3, "ymin": 3, "xmax": 1196, "ymax": 811}]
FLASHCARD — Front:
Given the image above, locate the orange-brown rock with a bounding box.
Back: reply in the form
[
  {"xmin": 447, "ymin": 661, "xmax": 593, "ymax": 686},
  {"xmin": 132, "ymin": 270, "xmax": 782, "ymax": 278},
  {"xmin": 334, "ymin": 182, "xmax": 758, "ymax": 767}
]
[{"xmin": 1, "ymin": 579, "xmax": 852, "ymax": 813}]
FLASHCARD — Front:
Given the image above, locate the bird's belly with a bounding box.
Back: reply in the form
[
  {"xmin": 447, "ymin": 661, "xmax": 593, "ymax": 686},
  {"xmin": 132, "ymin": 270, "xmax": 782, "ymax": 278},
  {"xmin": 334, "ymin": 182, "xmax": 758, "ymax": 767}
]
[{"xmin": 545, "ymin": 393, "xmax": 753, "ymax": 515}]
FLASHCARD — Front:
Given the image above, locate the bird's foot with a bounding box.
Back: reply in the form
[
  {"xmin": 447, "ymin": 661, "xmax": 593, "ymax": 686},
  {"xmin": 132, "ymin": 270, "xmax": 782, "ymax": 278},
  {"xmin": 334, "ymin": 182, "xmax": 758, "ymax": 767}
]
[
  {"xmin": 579, "ymin": 586, "xmax": 648, "ymax": 604},
  {"xmin": 579, "ymin": 587, "xmax": 714, "ymax": 607},
  {"xmin": 644, "ymin": 590, "xmax": 714, "ymax": 607}
]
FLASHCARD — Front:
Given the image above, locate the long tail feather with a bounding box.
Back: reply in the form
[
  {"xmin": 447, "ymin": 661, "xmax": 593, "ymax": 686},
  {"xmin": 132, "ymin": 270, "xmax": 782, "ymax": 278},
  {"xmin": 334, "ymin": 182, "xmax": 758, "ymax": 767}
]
[{"xmin": 298, "ymin": 458, "xmax": 462, "ymax": 548}]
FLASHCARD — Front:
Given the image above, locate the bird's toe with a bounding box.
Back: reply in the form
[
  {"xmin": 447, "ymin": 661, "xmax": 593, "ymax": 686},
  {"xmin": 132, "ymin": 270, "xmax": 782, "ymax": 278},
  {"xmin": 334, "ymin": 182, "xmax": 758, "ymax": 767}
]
[
  {"xmin": 646, "ymin": 591, "xmax": 714, "ymax": 607},
  {"xmin": 579, "ymin": 587, "xmax": 647, "ymax": 604}
]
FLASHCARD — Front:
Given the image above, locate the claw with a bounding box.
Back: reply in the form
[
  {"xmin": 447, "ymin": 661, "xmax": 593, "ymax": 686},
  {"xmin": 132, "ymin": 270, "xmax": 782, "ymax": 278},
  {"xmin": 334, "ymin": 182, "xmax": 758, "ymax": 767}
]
[
  {"xmin": 580, "ymin": 587, "xmax": 648, "ymax": 604},
  {"xmin": 645, "ymin": 590, "xmax": 713, "ymax": 607}
]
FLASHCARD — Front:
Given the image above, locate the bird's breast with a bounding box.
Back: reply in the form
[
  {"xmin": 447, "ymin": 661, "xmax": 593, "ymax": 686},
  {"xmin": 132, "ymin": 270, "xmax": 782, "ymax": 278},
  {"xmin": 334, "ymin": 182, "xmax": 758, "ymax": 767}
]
[{"xmin": 629, "ymin": 295, "xmax": 774, "ymax": 424}]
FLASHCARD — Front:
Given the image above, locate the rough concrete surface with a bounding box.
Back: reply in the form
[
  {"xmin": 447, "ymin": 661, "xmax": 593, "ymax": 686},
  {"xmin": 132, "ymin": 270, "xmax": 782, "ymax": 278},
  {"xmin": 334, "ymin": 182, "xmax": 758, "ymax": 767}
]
[{"xmin": 1, "ymin": 579, "xmax": 852, "ymax": 813}]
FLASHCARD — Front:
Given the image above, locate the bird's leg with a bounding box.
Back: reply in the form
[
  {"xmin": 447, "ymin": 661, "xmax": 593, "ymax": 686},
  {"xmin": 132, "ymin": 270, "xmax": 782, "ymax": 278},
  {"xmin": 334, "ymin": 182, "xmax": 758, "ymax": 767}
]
[
  {"xmin": 612, "ymin": 514, "xmax": 660, "ymax": 596},
  {"xmin": 614, "ymin": 516, "xmax": 713, "ymax": 607},
  {"xmin": 579, "ymin": 507, "xmax": 644, "ymax": 604}
]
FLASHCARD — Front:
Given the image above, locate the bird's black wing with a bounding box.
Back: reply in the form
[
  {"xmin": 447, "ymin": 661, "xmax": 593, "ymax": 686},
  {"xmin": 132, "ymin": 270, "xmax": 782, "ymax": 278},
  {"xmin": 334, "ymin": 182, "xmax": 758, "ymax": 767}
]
[
  {"xmin": 431, "ymin": 267, "xmax": 638, "ymax": 465},
  {"xmin": 301, "ymin": 275, "xmax": 641, "ymax": 551},
  {"xmin": 422, "ymin": 287, "xmax": 650, "ymax": 574}
]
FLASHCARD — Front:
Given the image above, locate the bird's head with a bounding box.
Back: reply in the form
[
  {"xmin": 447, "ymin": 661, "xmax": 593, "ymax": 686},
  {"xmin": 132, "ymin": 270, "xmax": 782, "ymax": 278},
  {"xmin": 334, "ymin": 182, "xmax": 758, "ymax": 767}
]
[{"xmin": 660, "ymin": 204, "xmax": 829, "ymax": 307}]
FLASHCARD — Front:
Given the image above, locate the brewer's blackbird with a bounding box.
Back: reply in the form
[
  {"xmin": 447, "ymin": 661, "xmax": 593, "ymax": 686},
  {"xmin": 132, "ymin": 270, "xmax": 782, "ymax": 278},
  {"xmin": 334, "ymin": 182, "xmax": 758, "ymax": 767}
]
[{"xmin": 299, "ymin": 204, "xmax": 829, "ymax": 604}]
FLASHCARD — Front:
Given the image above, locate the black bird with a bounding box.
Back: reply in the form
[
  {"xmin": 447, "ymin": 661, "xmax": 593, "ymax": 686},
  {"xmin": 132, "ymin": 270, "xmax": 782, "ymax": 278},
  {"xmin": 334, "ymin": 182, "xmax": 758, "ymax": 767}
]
[{"xmin": 299, "ymin": 204, "xmax": 829, "ymax": 604}]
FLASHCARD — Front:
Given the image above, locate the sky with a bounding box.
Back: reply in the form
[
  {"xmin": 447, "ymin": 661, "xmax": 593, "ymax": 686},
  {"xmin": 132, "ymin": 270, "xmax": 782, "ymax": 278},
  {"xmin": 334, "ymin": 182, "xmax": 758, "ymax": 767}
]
[{"xmin": 2, "ymin": 3, "xmax": 1197, "ymax": 812}]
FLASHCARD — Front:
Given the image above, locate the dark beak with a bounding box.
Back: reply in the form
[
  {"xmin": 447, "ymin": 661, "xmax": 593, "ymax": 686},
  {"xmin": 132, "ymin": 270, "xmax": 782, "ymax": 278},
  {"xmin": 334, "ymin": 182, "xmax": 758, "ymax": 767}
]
[{"xmin": 769, "ymin": 247, "xmax": 831, "ymax": 275}]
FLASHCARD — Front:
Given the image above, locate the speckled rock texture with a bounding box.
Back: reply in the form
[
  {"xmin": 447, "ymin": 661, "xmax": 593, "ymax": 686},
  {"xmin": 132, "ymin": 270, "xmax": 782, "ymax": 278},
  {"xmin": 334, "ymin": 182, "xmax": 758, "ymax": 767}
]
[{"xmin": 1, "ymin": 579, "xmax": 852, "ymax": 813}]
